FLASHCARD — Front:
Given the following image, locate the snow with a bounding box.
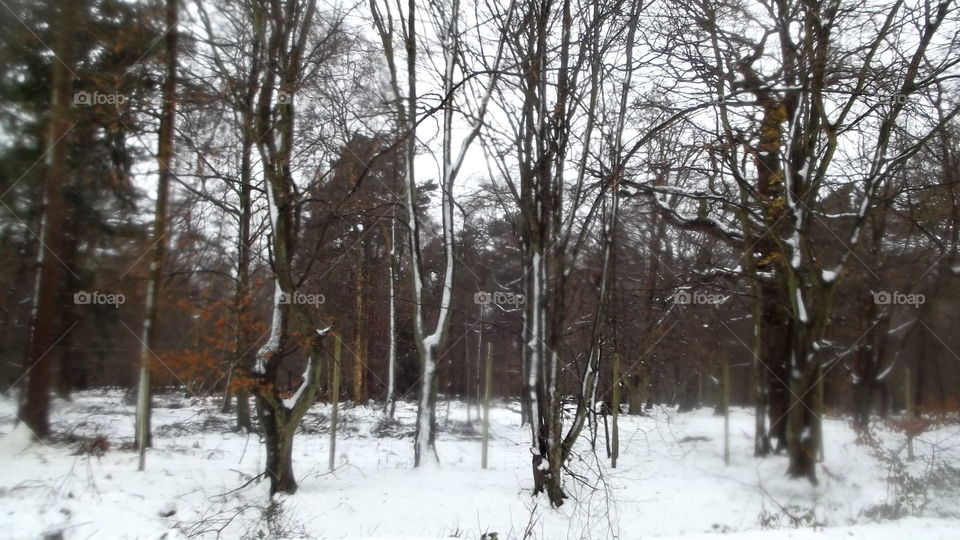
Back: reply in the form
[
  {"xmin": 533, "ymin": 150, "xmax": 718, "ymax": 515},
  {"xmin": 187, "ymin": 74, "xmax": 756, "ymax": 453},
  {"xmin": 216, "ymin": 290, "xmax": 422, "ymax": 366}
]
[
  {"xmin": 253, "ymin": 281, "xmax": 284, "ymax": 374},
  {"xmin": 527, "ymin": 252, "xmax": 542, "ymax": 447},
  {"xmin": 1, "ymin": 391, "xmax": 959, "ymax": 539},
  {"xmin": 796, "ymin": 289, "xmax": 808, "ymax": 323},
  {"xmin": 786, "ymin": 234, "xmax": 801, "ymax": 269},
  {"xmin": 282, "ymin": 357, "xmax": 312, "ymax": 409},
  {"xmin": 876, "ymin": 360, "xmax": 899, "ymax": 382},
  {"xmin": 797, "ymin": 159, "xmax": 811, "ymax": 181},
  {"xmin": 0, "ymin": 422, "xmax": 34, "ymax": 456}
]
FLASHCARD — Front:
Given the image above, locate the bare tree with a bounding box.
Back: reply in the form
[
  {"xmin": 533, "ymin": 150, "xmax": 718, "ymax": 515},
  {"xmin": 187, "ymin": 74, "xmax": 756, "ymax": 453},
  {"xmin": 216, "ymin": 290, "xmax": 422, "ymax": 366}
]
[
  {"xmin": 649, "ymin": 0, "xmax": 960, "ymax": 481},
  {"xmin": 369, "ymin": 0, "xmax": 506, "ymax": 465},
  {"xmin": 134, "ymin": 0, "xmax": 179, "ymax": 469},
  {"xmin": 248, "ymin": 0, "xmax": 331, "ymax": 495}
]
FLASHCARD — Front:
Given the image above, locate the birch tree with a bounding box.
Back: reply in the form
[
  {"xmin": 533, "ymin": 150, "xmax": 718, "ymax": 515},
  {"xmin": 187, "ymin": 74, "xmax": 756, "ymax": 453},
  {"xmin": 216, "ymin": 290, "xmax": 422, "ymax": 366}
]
[
  {"xmin": 383, "ymin": 215, "xmax": 398, "ymax": 417},
  {"xmin": 135, "ymin": 0, "xmax": 179, "ymax": 469},
  {"xmin": 369, "ymin": 0, "xmax": 507, "ymax": 465}
]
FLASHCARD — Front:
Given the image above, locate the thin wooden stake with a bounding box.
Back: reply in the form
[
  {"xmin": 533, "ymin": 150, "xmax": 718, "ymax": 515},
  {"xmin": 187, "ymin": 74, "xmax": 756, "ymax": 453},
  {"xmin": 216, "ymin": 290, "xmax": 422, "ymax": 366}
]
[
  {"xmin": 905, "ymin": 366, "xmax": 914, "ymax": 461},
  {"xmin": 723, "ymin": 356, "xmax": 730, "ymax": 466},
  {"xmin": 612, "ymin": 353, "xmax": 621, "ymax": 468},
  {"xmin": 329, "ymin": 336, "xmax": 341, "ymax": 472},
  {"xmin": 816, "ymin": 363, "xmax": 825, "ymax": 462},
  {"xmin": 481, "ymin": 342, "xmax": 492, "ymax": 469}
]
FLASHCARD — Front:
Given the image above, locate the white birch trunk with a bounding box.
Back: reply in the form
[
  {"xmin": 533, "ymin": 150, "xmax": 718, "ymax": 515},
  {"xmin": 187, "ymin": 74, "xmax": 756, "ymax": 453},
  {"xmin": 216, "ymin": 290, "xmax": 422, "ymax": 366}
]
[{"xmin": 385, "ymin": 218, "xmax": 397, "ymax": 417}]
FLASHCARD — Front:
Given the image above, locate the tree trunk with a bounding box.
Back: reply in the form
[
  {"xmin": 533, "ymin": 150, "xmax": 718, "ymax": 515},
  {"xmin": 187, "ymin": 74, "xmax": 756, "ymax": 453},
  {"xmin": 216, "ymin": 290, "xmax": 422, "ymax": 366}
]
[
  {"xmin": 611, "ymin": 353, "xmax": 621, "ymax": 468},
  {"xmin": 905, "ymin": 366, "xmax": 914, "ymax": 460},
  {"xmin": 246, "ymin": 0, "xmax": 325, "ymax": 496},
  {"xmin": 626, "ymin": 370, "xmax": 647, "ymax": 415},
  {"xmin": 369, "ymin": 0, "xmax": 492, "ymax": 465},
  {"xmin": 723, "ymin": 356, "xmax": 730, "ymax": 465},
  {"xmin": 914, "ymin": 340, "xmax": 927, "ymax": 414},
  {"xmin": 352, "ymin": 255, "xmax": 366, "ymax": 402},
  {"xmin": 135, "ymin": 0, "xmax": 178, "ymax": 469},
  {"xmin": 221, "ymin": 368, "xmax": 234, "ymax": 413},
  {"xmin": 19, "ymin": 0, "xmax": 78, "ymax": 440},
  {"xmin": 384, "ymin": 219, "xmax": 397, "ymax": 417},
  {"xmin": 519, "ymin": 329, "xmax": 531, "ymax": 426},
  {"xmin": 481, "ymin": 342, "xmax": 492, "ymax": 469},
  {"xmin": 55, "ymin": 231, "xmax": 83, "ymax": 402},
  {"xmin": 753, "ymin": 360, "xmax": 770, "ymax": 456},
  {"xmin": 761, "ymin": 284, "xmax": 791, "ymax": 453},
  {"xmin": 740, "ymin": 187, "xmax": 770, "ymax": 456},
  {"xmin": 329, "ymin": 336, "xmax": 341, "ymax": 471},
  {"xmin": 414, "ymin": 347, "xmax": 438, "ymax": 465},
  {"xmin": 753, "ymin": 99, "xmax": 792, "ymax": 455},
  {"xmin": 261, "ymin": 408, "xmax": 297, "ymax": 495},
  {"xmin": 852, "ymin": 377, "xmax": 872, "ymax": 432},
  {"xmin": 236, "ymin": 387, "xmax": 251, "ymax": 431},
  {"xmin": 816, "ymin": 368, "xmax": 824, "ymax": 461},
  {"xmin": 677, "ymin": 371, "xmax": 699, "ymax": 413},
  {"xmin": 532, "ymin": 448, "xmax": 566, "ymax": 507},
  {"xmin": 233, "ymin": 134, "xmax": 254, "ymax": 429},
  {"xmin": 786, "ymin": 354, "xmax": 818, "ymax": 483}
]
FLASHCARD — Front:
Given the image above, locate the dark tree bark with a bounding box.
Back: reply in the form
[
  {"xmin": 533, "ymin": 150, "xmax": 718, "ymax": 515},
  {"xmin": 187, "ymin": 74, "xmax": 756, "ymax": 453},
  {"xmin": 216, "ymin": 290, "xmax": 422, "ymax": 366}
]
[
  {"xmin": 19, "ymin": 0, "xmax": 80, "ymax": 439},
  {"xmin": 258, "ymin": 396, "xmax": 300, "ymax": 494},
  {"xmin": 245, "ymin": 0, "xmax": 340, "ymax": 495},
  {"xmin": 232, "ymin": 125, "xmax": 254, "ymax": 432}
]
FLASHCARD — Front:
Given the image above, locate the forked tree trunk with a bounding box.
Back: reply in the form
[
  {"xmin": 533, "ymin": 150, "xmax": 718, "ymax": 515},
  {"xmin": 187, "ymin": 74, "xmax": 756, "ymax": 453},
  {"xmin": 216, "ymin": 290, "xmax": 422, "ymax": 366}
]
[
  {"xmin": 369, "ymin": 0, "xmax": 500, "ymax": 466},
  {"xmin": 251, "ymin": 305, "xmax": 328, "ymax": 495},
  {"xmin": 246, "ymin": 0, "xmax": 325, "ymax": 496},
  {"xmin": 531, "ymin": 442, "xmax": 566, "ymax": 507}
]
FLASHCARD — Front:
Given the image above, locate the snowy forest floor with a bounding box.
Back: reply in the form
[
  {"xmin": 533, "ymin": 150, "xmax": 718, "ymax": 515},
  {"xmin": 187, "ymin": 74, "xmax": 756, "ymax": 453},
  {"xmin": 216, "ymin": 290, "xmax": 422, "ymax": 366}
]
[{"xmin": 1, "ymin": 391, "xmax": 959, "ymax": 539}]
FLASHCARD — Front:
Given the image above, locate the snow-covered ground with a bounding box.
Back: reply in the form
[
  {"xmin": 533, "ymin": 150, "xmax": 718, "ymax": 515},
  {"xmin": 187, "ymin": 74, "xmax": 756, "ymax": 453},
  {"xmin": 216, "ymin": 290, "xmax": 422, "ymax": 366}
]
[{"xmin": 1, "ymin": 391, "xmax": 958, "ymax": 539}]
